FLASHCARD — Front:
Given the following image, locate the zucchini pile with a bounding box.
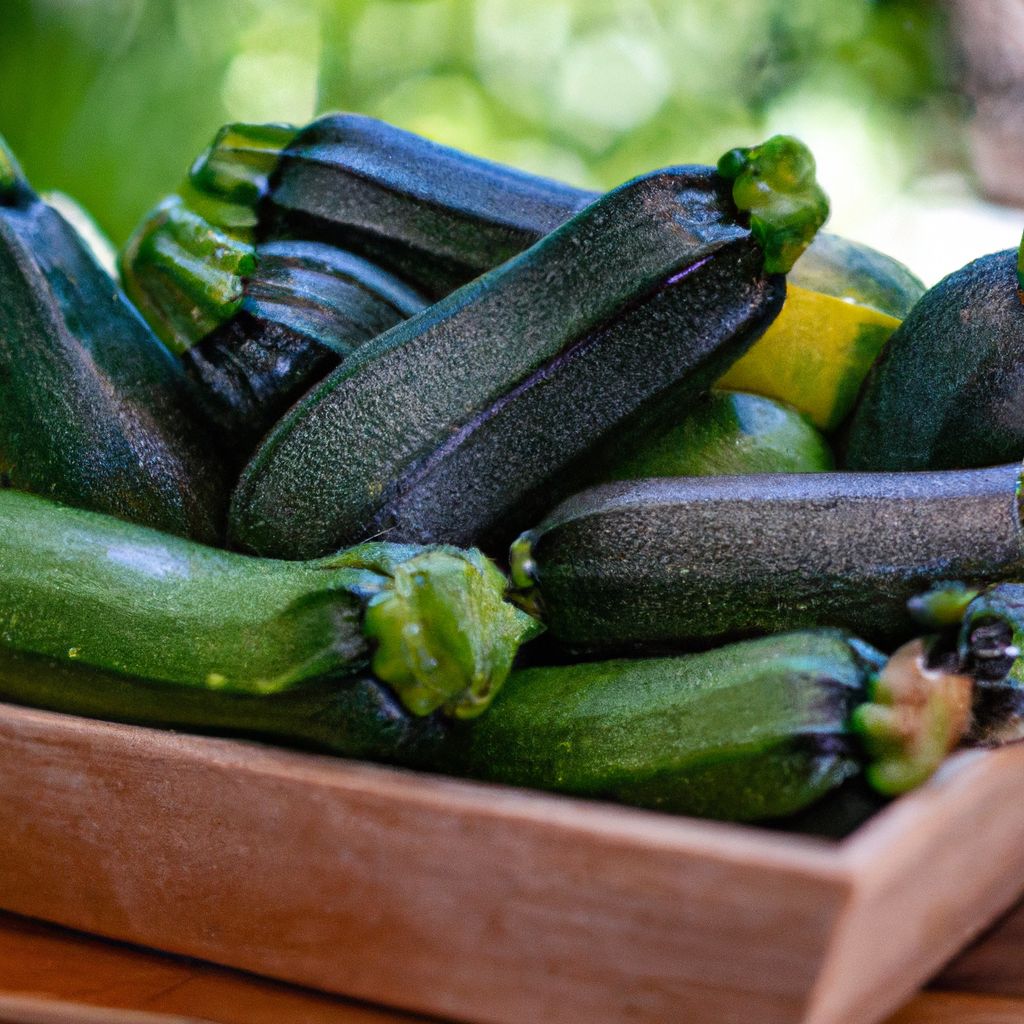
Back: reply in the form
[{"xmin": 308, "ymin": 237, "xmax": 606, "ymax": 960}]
[{"xmin": 1, "ymin": 117, "xmax": 1022, "ymax": 828}]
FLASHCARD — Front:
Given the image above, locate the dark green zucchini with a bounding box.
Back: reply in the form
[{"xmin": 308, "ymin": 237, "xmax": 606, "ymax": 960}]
[
  {"xmin": 511, "ymin": 462, "xmax": 1024, "ymax": 651},
  {"xmin": 0, "ymin": 488, "xmax": 538, "ymax": 719},
  {"xmin": 955, "ymin": 584, "xmax": 1024, "ymax": 747},
  {"xmin": 120, "ymin": 196, "xmax": 427, "ymax": 453},
  {"xmin": 229, "ymin": 165, "xmax": 792, "ymax": 558},
  {"xmin": 845, "ymin": 249, "xmax": 1024, "ymax": 470},
  {"xmin": 258, "ymin": 113, "xmax": 597, "ymax": 299},
  {"xmin": 256, "ymin": 116, "xmax": 828, "ymax": 295},
  {"xmin": 435, "ymin": 630, "xmax": 971, "ymax": 821},
  {"xmin": 0, "ymin": 646, "xmax": 448, "ymax": 767},
  {"xmin": 0, "ymin": 140, "xmax": 226, "ymax": 541}
]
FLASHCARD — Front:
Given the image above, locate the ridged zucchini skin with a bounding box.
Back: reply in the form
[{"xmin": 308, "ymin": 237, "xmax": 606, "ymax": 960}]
[
  {"xmin": 183, "ymin": 241, "xmax": 427, "ymax": 452},
  {"xmin": 230, "ymin": 167, "xmax": 785, "ymax": 558},
  {"xmin": 845, "ymin": 249, "xmax": 1024, "ymax": 470},
  {"xmin": 435, "ymin": 631, "xmax": 880, "ymax": 822},
  {"xmin": 261, "ymin": 113, "xmax": 597, "ymax": 299},
  {"xmin": 120, "ymin": 192, "xmax": 428, "ymax": 454},
  {"xmin": 515, "ymin": 462, "xmax": 1024, "ymax": 651},
  {"xmin": 0, "ymin": 177, "xmax": 226, "ymax": 541}
]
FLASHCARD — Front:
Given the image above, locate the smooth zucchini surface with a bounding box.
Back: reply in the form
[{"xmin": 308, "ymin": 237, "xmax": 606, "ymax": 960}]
[{"xmin": 0, "ymin": 646, "xmax": 447, "ymax": 766}]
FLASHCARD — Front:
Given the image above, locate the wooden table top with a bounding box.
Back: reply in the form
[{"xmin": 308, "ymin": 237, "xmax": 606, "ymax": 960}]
[{"xmin": 0, "ymin": 911, "xmax": 1017, "ymax": 1024}]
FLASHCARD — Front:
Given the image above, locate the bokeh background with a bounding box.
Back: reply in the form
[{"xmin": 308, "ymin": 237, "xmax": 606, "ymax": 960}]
[{"xmin": 0, "ymin": 0, "xmax": 1020, "ymax": 284}]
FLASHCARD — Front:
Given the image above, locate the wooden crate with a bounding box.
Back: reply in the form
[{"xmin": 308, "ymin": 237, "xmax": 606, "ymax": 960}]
[
  {"xmin": 939, "ymin": 896, "xmax": 1024, "ymax": 997},
  {"xmin": 1, "ymin": 701, "xmax": 1023, "ymax": 1024}
]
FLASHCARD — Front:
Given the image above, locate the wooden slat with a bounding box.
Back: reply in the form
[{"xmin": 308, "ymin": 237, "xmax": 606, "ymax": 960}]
[
  {"xmin": 3, "ymin": 701, "xmax": 1024, "ymax": 1024},
  {"xmin": 885, "ymin": 991, "xmax": 1024, "ymax": 1023},
  {"xmin": 935, "ymin": 896, "xmax": 1024, "ymax": 996},
  {"xmin": 0, "ymin": 993, "xmax": 207, "ymax": 1024},
  {"xmin": 0, "ymin": 911, "xmax": 1010, "ymax": 1024},
  {"xmin": 806, "ymin": 745, "xmax": 1024, "ymax": 1024},
  {"xmin": 0, "ymin": 913, "xmax": 423, "ymax": 1024},
  {"xmin": 0, "ymin": 704, "xmax": 848, "ymax": 1024}
]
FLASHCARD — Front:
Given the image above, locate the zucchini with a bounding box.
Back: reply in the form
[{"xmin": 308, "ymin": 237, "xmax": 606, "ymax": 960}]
[
  {"xmin": 229, "ymin": 163, "xmax": 791, "ymax": 558},
  {"xmin": 0, "ymin": 647, "xmax": 447, "ymax": 766},
  {"xmin": 787, "ymin": 232, "xmax": 925, "ymax": 320},
  {"xmin": 0, "ymin": 140, "xmax": 226, "ymax": 541},
  {"xmin": 956, "ymin": 584, "xmax": 1024, "ymax": 747},
  {"xmin": 0, "ymin": 488, "xmax": 538, "ymax": 719},
  {"xmin": 254, "ymin": 117, "xmax": 827, "ymax": 296},
  {"xmin": 436, "ymin": 630, "xmax": 969, "ymax": 821},
  {"xmin": 120, "ymin": 196, "xmax": 427, "ymax": 452},
  {"xmin": 845, "ymin": 249, "xmax": 1024, "ymax": 470},
  {"xmin": 258, "ymin": 113, "xmax": 596, "ymax": 299},
  {"xmin": 602, "ymin": 390, "xmax": 833, "ymax": 480},
  {"xmin": 511, "ymin": 462, "xmax": 1024, "ymax": 650}
]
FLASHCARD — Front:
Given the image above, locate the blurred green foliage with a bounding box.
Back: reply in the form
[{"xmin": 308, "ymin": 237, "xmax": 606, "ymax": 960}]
[{"xmin": 0, "ymin": 0, "xmax": 959, "ymax": 246}]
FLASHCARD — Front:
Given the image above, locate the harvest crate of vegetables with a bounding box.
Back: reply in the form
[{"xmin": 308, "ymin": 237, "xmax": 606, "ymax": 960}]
[{"xmin": 1, "ymin": 117, "xmax": 1024, "ymax": 1024}]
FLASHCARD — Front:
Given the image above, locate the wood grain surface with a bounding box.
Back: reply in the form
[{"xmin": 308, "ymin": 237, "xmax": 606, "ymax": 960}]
[
  {"xmin": 938, "ymin": 896, "xmax": 1024, "ymax": 996},
  {"xmin": 0, "ymin": 913, "xmax": 423, "ymax": 1023},
  {"xmin": 0, "ymin": 911, "xmax": 1019, "ymax": 1024},
  {"xmin": 3, "ymin": 702, "xmax": 1024, "ymax": 1024}
]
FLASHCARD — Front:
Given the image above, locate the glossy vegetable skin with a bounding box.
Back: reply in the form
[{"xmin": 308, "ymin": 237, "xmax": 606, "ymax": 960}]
[
  {"xmin": 0, "ymin": 489, "xmax": 538, "ymax": 719},
  {"xmin": 604, "ymin": 390, "xmax": 833, "ymax": 480},
  {"xmin": 230, "ymin": 166, "xmax": 786, "ymax": 558},
  {"xmin": 185, "ymin": 240, "xmax": 427, "ymax": 451},
  {"xmin": 0, "ymin": 646, "xmax": 448, "ymax": 766},
  {"xmin": 512, "ymin": 462, "xmax": 1024, "ymax": 650},
  {"xmin": 0, "ymin": 140, "xmax": 226, "ymax": 542},
  {"xmin": 121, "ymin": 191, "xmax": 429, "ymax": 452}
]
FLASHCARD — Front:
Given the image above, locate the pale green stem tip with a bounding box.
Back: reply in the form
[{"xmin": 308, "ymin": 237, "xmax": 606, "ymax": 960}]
[
  {"xmin": 362, "ymin": 547, "xmax": 542, "ymax": 720},
  {"xmin": 716, "ymin": 135, "xmax": 830, "ymax": 275},
  {"xmin": 119, "ymin": 196, "xmax": 255, "ymax": 354}
]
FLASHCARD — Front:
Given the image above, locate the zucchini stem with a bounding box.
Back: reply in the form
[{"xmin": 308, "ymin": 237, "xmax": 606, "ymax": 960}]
[
  {"xmin": 852, "ymin": 638, "xmax": 973, "ymax": 796},
  {"xmin": 119, "ymin": 197, "xmax": 255, "ymax": 354},
  {"xmin": 716, "ymin": 135, "xmax": 830, "ymax": 274},
  {"xmin": 0, "ymin": 491, "xmax": 539, "ymax": 719}
]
